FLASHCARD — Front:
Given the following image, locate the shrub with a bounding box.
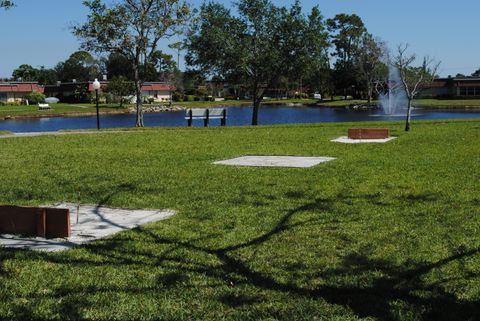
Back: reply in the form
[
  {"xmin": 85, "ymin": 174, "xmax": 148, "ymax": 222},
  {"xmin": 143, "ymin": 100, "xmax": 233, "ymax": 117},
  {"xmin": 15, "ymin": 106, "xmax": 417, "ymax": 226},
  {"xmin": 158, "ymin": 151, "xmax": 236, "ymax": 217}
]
[
  {"xmin": 0, "ymin": 101, "xmax": 21, "ymax": 106},
  {"xmin": 25, "ymin": 91, "xmax": 46, "ymax": 104},
  {"xmin": 196, "ymin": 87, "xmax": 208, "ymax": 97},
  {"xmin": 186, "ymin": 95, "xmax": 195, "ymax": 102},
  {"xmin": 172, "ymin": 91, "xmax": 184, "ymax": 102},
  {"xmin": 194, "ymin": 96, "xmax": 201, "ymax": 101},
  {"xmin": 104, "ymin": 92, "xmax": 115, "ymax": 104}
]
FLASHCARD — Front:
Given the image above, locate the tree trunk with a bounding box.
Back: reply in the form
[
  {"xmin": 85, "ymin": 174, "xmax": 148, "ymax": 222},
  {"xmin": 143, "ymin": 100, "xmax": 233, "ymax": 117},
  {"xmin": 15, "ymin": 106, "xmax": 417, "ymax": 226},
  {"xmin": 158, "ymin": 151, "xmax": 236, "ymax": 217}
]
[
  {"xmin": 251, "ymin": 79, "xmax": 261, "ymax": 126},
  {"xmin": 405, "ymin": 98, "xmax": 412, "ymax": 131},
  {"xmin": 251, "ymin": 97, "xmax": 260, "ymax": 126},
  {"xmin": 367, "ymin": 83, "xmax": 372, "ymax": 104},
  {"xmin": 133, "ymin": 63, "xmax": 144, "ymax": 127}
]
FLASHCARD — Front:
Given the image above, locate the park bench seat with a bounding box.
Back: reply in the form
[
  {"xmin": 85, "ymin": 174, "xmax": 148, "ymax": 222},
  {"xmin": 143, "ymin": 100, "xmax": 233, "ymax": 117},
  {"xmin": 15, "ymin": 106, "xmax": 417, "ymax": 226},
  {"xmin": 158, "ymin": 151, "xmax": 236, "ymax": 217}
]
[
  {"xmin": 185, "ymin": 108, "xmax": 227, "ymax": 127},
  {"xmin": 38, "ymin": 103, "xmax": 50, "ymax": 110}
]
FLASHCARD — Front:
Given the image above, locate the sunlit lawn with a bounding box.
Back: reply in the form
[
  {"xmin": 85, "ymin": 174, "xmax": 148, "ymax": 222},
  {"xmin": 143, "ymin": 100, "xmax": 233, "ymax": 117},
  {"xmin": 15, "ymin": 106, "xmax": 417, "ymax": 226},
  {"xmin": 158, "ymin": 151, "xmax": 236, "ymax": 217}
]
[{"xmin": 0, "ymin": 119, "xmax": 479, "ymax": 320}]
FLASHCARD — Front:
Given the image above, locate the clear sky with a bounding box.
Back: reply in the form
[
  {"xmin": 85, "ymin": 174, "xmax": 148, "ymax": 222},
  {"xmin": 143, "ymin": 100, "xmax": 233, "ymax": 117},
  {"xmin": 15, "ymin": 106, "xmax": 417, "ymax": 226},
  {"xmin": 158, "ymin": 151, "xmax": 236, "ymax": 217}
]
[{"xmin": 0, "ymin": 0, "xmax": 479, "ymax": 78}]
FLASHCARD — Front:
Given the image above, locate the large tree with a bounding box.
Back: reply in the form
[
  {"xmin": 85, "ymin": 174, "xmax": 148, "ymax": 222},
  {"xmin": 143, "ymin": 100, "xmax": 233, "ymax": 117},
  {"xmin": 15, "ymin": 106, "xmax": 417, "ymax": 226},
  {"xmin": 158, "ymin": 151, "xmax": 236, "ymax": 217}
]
[
  {"xmin": 12, "ymin": 64, "xmax": 38, "ymax": 81},
  {"xmin": 104, "ymin": 53, "xmax": 134, "ymax": 80},
  {"xmin": 11, "ymin": 64, "xmax": 57, "ymax": 85},
  {"xmin": 74, "ymin": 0, "xmax": 190, "ymax": 127},
  {"xmin": 55, "ymin": 51, "xmax": 100, "ymax": 82},
  {"xmin": 187, "ymin": 0, "xmax": 323, "ymax": 125},
  {"xmin": 107, "ymin": 75, "xmax": 135, "ymax": 107},
  {"xmin": 393, "ymin": 44, "xmax": 440, "ymax": 131},
  {"xmin": 36, "ymin": 66, "xmax": 58, "ymax": 85},
  {"xmin": 301, "ymin": 6, "xmax": 330, "ymax": 97},
  {"xmin": 357, "ymin": 34, "xmax": 387, "ymax": 103},
  {"xmin": 0, "ymin": 0, "xmax": 14, "ymax": 9},
  {"xmin": 327, "ymin": 14, "xmax": 366, "ymax": 99}
]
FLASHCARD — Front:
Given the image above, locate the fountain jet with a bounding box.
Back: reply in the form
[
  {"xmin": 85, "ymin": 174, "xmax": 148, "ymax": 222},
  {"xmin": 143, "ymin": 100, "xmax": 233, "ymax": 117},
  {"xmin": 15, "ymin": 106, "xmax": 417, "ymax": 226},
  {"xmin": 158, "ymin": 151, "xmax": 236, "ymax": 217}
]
[{"xmin": 379, "ymin": 65, "xmax": 407, "ymax": 115}]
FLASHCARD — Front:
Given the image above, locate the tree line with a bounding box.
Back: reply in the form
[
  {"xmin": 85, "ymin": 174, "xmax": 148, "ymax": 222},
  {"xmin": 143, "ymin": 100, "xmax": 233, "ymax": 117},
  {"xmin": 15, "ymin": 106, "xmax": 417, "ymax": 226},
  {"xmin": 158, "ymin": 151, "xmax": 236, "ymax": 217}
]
[
  {"xmin": 7, "ymin": 50, "xmax": 177, "ymax": 86},
  {"xmin": 4, "ymin": 0, "xmax": 441, "ymax": 130}
]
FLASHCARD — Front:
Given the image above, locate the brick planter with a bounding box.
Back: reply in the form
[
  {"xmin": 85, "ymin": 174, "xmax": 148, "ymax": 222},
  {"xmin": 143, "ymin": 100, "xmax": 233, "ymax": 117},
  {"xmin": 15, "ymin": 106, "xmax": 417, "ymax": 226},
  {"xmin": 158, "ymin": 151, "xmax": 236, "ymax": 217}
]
[
  {"xmin": 348, "ymin": 128, "xmax": 389, "ymax": 139},
  {"xmin": 0, "ymin": 206, "xmax": 70, "ymax": 238}
]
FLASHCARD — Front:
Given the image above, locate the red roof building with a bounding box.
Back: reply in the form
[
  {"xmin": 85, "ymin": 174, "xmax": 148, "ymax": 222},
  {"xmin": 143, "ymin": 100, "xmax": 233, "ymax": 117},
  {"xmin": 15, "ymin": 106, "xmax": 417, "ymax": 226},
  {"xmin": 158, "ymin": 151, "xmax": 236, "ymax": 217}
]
[
  {"xmin": 0, "ymin": 82, "xmax": 44, "ymax": 103},
  {"xmin": 43, "ymin": 81, "xmax": 175, "ymax": 103}
]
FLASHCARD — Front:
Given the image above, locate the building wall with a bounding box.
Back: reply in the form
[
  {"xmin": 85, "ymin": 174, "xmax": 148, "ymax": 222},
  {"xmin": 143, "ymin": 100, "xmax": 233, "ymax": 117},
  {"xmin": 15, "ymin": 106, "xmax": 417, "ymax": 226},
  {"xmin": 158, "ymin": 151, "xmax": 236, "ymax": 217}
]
[
  {"xmin": 0, "ymin": 92, "xmax": 29, "ymax": 103},
  {"xmin": 456, "ymin": 86, "xmax": 480, "ymax": 97},
  {"xmin": 142, "ymin": 90, "xmax": 172, "ymax": 102}
]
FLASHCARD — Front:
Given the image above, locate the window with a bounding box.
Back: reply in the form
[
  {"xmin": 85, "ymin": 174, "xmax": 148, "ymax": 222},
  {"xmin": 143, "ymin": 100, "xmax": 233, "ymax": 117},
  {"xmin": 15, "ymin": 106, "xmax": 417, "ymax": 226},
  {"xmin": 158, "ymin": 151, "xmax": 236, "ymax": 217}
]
[
  {"xmin": 467, "ymin": 87, "xmax": 475, "ymax": 96},
  {"xmin": 459, "ymin": 87, "xmax": 467, "ymax": 96},
  {"xmin": 0, "ymin": 93, "xmax": 6, "ymax": 102}
]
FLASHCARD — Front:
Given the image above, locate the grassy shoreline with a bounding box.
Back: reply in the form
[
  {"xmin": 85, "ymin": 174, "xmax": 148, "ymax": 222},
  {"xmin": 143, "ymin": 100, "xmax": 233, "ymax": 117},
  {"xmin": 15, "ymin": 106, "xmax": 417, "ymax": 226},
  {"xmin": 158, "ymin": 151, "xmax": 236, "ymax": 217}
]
[
  {"xmin": 0, "ymin": 119, "xmax": 479, "ymax": 320},
  {"xmin": 1, "ymin": 98, "xmax": 480, "ymax": 120}
]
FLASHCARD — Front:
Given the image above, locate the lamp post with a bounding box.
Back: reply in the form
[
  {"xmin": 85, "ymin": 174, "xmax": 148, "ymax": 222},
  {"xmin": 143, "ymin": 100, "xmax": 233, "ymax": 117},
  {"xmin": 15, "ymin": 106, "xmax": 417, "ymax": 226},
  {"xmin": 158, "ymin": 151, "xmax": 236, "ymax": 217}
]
[{"xmin": 92, "ymin": 78, "xmax": 101, "ymax": 130}]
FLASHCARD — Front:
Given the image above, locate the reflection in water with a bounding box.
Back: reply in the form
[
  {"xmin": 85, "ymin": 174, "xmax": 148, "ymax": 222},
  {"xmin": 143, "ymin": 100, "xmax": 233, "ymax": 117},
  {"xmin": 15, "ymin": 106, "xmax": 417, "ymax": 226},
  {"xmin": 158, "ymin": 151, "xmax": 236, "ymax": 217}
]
[{"xmin": 0, "ymin": 105, "xmax": 479, "ymax": 133}]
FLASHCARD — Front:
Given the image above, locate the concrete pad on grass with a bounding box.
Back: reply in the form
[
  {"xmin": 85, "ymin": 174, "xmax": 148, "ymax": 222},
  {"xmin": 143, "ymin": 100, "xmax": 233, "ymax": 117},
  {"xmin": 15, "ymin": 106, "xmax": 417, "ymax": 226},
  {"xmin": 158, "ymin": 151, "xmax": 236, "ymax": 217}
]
[
  {"xmin": 331, "ymin": 136, "xmax": 397, "ymax": 144},
  {"xmin": 214, "ymin": 156, "xmax": 336, "ymax": 168},
  {"xmin": 0, "ymin": 203, "xmax": 176, "ymax": 252}
]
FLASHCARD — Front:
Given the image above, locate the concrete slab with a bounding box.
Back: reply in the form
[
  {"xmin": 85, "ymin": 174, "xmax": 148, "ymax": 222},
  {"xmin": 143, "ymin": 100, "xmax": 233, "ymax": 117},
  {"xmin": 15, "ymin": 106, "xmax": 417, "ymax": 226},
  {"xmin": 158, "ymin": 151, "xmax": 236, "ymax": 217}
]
[
  {"xmin": 214, "ymin": 156, "xmax": 336, "ymax": 168},
  {"xmin": 0, "ymin": 203, "xmax": 175, "ymax": 252},
  {"xmin": 331, "ymin": 136, "xmax": 397, "ymax": 144}
]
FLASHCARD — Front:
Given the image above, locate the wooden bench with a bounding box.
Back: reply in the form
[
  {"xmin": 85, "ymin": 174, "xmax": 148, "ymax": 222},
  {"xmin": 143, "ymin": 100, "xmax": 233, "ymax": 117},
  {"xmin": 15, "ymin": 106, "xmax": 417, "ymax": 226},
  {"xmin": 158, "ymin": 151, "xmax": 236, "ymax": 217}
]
[
  {"xmin": 38, "ymin": 103, "xmax": 50, "ymax": 110},
  {"xmin": 185, "ymin": 108, "xmax": 227, "ymax": 127},
  {"xmin": 348, "ymin": 128, "xmax": 389, "ymax": 139}
]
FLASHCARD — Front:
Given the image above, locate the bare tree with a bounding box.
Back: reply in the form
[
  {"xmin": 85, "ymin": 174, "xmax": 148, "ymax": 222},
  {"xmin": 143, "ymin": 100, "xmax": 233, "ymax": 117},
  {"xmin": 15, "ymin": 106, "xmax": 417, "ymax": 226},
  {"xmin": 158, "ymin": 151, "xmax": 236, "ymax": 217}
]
[{"xmin": 394, "ymin": 44, "xmax": 440, "ymax": 131}]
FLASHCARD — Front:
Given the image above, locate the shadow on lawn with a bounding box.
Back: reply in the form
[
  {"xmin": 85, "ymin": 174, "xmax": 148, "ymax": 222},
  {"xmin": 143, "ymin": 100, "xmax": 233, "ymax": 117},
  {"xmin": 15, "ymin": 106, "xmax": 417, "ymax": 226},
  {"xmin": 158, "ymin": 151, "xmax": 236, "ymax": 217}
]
[{"xmin": 1, "ymin": 193, "xmax": 479, "ymax": 320}]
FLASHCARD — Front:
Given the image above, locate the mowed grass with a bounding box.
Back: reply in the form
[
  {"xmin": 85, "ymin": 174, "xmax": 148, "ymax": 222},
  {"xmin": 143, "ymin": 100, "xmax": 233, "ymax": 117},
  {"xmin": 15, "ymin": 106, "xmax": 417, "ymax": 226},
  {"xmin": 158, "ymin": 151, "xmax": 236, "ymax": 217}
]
[
  {"xmin": 317, "ymin": 98, "xmax": 480, "ymax": 108},
  {"xmin": 413, "ymin": 99, "xmax": 480, "ymax": 108},
  {"xmin": 0, "ymin": 103, "xmax": 126, "ymax": 118},
  {"xmin": 0, "ymin": 120, "xmax": 479, "ymax": 320}
]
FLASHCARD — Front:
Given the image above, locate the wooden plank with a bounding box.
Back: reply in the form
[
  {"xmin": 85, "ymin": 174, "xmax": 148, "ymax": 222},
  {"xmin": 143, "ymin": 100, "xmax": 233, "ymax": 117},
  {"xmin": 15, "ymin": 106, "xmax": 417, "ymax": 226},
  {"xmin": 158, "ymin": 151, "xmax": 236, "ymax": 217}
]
[
  {"xmin": 348, "ymin": 128, "xmax": 389, "ymax": 139},
  {"xmin": 208, "ymin": 108, "xmax": 225, "ymax": 117},
  {"xmin": 184, "ymin": 109, "xmax": 206, "ymax": 118},
  {"xmin": 46, "ymin": 208, "xmax": 70, "ymax": 238},
  {"xmin": 0, "ymin": 205, "xmax": 70, "ymax": 238},
  {"xmin": 36, "ymin": 209, "xmax": 47, "ymax": 238},
  {"xmin": 0, "ymin": 206, "xmax": 38, "ymax": 235}
]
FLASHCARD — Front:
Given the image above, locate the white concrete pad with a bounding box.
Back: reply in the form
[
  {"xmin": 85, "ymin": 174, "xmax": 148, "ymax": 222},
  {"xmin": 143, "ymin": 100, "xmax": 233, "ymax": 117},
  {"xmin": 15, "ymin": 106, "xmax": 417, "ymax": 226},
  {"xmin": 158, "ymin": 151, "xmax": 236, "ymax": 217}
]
[
  {"xmin": 331, "ymin": 136, "xmax": 397, "ymax": 144},
  {"xmin": 214, "ymin": 156, "xmax": 336, "ymax": 168},
  {"xmin": 0, "ymin": 203, "xmax": 175, "ymax": 252}
]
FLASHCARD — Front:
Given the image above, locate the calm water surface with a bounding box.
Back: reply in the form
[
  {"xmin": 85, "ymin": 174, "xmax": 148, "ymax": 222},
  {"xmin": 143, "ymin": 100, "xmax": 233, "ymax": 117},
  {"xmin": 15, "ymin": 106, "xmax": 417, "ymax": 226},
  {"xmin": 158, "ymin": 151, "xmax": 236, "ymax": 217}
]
[{"xmin": 1, "ymin": 106, "xmax": 480, "ymax": 133}]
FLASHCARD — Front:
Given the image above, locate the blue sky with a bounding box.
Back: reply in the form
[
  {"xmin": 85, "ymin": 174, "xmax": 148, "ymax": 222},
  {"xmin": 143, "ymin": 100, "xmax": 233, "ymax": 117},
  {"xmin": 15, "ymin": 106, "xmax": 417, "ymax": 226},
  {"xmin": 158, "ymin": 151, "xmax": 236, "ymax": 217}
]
[{"xmin": 0, "ymin": 0, "xmax": 479, "ymax": 78}]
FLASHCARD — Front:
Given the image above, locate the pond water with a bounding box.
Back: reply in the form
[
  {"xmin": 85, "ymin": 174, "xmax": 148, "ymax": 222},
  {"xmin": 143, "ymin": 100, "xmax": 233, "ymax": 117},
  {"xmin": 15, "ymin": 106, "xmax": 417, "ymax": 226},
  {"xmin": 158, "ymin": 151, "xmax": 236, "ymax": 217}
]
[{"xmin": 1, "ymin": 105, "xmax": 480, "ymax": 133}]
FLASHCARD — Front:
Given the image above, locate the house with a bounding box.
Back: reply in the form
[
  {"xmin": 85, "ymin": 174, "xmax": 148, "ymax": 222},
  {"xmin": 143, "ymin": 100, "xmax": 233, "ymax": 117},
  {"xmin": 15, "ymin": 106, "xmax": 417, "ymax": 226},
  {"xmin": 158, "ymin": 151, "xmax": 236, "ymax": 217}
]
[
  {"xmin": 44, "ymin": 81, "xmax": 176, "ymax": 103},
  {"xmin": 138, "ymin": 82, "xmax": 176, "ymax": 102},
  {"xmin": 421, "ymin": 77, "xmax": 480, "ymax": 98},
  {"xmin": 0, "ymin": 82, "xmax": 44, "ymax": 103}
]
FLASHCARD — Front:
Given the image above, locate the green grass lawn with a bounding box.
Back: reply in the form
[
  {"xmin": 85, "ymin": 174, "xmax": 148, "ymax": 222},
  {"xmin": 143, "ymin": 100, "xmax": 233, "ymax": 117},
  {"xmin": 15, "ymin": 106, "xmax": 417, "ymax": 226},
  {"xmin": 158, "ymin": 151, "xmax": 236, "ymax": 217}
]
[
  {"xmin": 0, "ymin": 120, "xmax": 479, "ymax": 320},
  {"xmin": 0, "ymin": 103, "xmax": 127, "ymax": 118},
  {"xmin": 317, "ymin": 99, "xmax": 370, "ymax": 107},
  {"xmin": 317, "ymin": 98, "xmax": 480, "ymax": 108},
  {"xmin": 413, "ymin": 99, "xmax": 480, "ymax": 108}
]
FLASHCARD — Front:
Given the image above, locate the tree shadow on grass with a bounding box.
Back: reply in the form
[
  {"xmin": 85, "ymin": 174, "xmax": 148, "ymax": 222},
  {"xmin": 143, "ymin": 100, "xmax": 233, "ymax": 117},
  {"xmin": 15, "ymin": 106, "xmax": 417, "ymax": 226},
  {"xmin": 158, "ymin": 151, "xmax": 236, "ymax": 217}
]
[{"xmin": 1, "ymin": 193, "xmax": 479, "ymax": 320}]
